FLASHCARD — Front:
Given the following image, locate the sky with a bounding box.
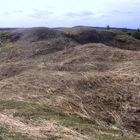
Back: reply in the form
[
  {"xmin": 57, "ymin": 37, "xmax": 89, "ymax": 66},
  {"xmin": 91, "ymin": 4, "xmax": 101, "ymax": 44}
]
[{"xmin": 0, "ymin": 0, "xmax": 140, "ymax": 28}]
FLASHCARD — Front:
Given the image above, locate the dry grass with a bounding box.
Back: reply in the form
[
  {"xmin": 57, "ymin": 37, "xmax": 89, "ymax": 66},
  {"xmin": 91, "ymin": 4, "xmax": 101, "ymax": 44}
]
[{"xmin": 0, "ymin": 27, "xmax": 139, "ymax": 139}]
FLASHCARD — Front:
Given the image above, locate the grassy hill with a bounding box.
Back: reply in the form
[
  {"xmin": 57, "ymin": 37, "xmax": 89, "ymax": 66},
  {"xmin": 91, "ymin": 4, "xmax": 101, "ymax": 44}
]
[{"xmin": 0, "ymin": 27, "xmax": 139, "ymax": 140}]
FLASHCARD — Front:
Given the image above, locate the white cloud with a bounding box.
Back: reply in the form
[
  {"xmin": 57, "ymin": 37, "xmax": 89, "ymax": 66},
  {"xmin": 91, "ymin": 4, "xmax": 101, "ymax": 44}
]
[{"xmin": 0, "ymin": 0, "xmax": 139, "ymax": 28}]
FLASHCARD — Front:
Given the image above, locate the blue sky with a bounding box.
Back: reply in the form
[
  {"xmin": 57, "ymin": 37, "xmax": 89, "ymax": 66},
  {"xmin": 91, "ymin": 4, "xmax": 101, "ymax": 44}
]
[{"xmin": 0, "ymin": 0, "xmax": 140, "ymax": 28}]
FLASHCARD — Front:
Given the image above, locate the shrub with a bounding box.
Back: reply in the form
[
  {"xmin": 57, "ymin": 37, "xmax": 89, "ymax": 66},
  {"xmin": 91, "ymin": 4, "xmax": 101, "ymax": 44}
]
[
  {"xmin": 122, "ymin": 28, "xmax": 127, "ymax": 32},
  {"xmin": 106, "ymin": 25, "xmax": 110, "ymax": 30},
  {"xmin": 132, "ymin": 30, "xmax": 140, "ymax": 40}
]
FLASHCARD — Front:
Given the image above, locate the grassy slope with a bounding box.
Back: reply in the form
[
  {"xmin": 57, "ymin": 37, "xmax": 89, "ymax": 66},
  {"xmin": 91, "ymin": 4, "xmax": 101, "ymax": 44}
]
[
  {"xmin": 0, "ymin": 100, "xmax": 139, "ymax": 140},
  {"xmin": 0, "ymin": 28, "xmax": 139, "ymax": 139}
]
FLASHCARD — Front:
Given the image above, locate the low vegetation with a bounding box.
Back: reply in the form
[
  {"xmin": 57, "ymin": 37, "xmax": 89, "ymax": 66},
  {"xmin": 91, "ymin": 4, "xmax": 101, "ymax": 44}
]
[
  {"xmin": 0, "ymin": 127, "xmax": 32, "ymax": 140},
  {"xmin": 0, "ymin": 27, "xmax": 139, "ymax": 139},
  {"xmin": 132, "ymin": 30, "xmax": 140, "ymax": 40},
  {"xmin": 0, "ymin": 100, "xmax": 139, "ymax": 139}
]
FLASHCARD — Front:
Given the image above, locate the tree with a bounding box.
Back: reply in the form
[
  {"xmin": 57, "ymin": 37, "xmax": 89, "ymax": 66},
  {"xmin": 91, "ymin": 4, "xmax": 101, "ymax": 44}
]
[
  {"xmin": 132, "ymin": 30, "xmax": 140, "ymax": 40},
  {"xmin": 106, "ymin": 25, "xmax": 110, "ymax": 30},
  {"xmin": 122, "ymin": 27, "xmax": 127, "ymax": 32}
]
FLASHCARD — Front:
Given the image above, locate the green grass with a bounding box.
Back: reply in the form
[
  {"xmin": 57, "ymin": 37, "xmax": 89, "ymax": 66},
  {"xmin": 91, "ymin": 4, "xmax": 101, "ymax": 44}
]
[
  {"xmin": 0, "ymin": 100, "xmax": 97, "ymax": 136},
  {"xmin": 0, "ymin": 100, "xmax": 94, "ymax": 135},
  {"xmin": 92, "ymin": 133, "xmax": 140, "ymax": 140},
  {"xmin": 0, "ymin": 100, "xmax": 139, "ymax": 140},
  {"xmin": 0, "ymin": 100, "xmax": 89, "ymax": 124},
  {"xmin": 47, "ymin": 135, "xmax": 60, "ymax": 140},
  {"xmin": 0, "ymin": 127, "xmax": 32, "ymax": 140},
  {"xmin": 0, "ymin": 44, "xmax": 18, "ymax": 60},
  {"xmin": 5, "ymin": 101, "xmax": 74, "ymax": 121}
]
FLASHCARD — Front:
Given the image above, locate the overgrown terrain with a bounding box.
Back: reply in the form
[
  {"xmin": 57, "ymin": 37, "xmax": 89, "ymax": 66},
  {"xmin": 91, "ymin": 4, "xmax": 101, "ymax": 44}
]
[{"xmin": 0, "ymin": 27, "xmax": 139, "ymax": 140}]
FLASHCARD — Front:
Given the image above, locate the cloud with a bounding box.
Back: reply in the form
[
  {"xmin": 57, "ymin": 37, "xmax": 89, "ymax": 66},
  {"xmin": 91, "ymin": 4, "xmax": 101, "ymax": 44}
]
[
  {"xmin": 29, "ymin": 9, "xmax": 53, "ymax": 19},
  {"xmin": 1, "ymin": 10, "xmax": 23, "ymax": 16},
  {"xmin": 112, "ymin": 10, "xmax": 135, "ymax": 15},
  {"xmin": 132, "ymin": 0, "xmax": 140, "ymax": 4},
  {"xmin": 1, "ymin": 11, "xmax": 10, "ymax": 16},
  {"xmin": 66, "ymin": 11, "xmax": 94, "ymax": 18},
  {"xmin": 13, "ymin": 10, "xmax": 23, "ymax": 13}
]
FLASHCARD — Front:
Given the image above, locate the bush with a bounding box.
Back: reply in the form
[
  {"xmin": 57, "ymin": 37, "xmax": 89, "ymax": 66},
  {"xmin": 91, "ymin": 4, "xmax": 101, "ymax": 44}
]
[
  {"xmin": 122, "ymin": 28, "xmax": 127, "ymax": 32},
  {"xmin": 106, "ymin": 25, "xmax": 110, "ymax": 30},
  {"xmin": 132, "ymin": 30, "xmax": 140, "ymax": 40}
]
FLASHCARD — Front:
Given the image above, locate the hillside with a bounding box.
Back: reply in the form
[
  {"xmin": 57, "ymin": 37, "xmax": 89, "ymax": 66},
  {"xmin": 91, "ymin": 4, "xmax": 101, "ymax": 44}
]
[{"xmin": 0, "ymin": 27, "xmax": 139, "ymax": 140}]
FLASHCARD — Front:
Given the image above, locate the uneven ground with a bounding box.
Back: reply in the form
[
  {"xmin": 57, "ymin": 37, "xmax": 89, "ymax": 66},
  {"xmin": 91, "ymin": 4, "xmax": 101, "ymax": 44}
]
[{"xmin": 0, "ymin": 27, "xmax": 140, "ymax": 140}]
